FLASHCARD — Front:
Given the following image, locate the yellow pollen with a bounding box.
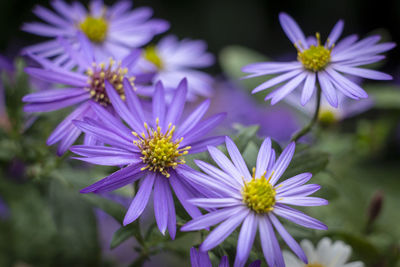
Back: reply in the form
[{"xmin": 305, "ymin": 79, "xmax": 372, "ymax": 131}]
[
  {"xmin": 143, "ymin": 45, "xmax": 163, "ymax": 69},
  {"xmin": 306, "ymin": 263, "xmax": 325, "ymax": 267},
  {"xmin": 85, "ymin": 58, "xmax": 136, "ymax": 106},
  {"xmin": 242, "ymin": 168, "xmax": 276, "ymax": 213},
  {"xmin": 132, "ymin": 120, "xmax": 190, "ymax": 177},
  {"xmin": 79, "ymin": 16, "xmax": 108, "ymax": 43},
  {"xmin": 297, "ymin": 33, "xmax": 332, "ymax": 72}
]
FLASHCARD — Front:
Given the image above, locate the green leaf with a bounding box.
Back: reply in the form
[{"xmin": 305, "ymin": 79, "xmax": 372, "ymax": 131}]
[
  {"xmin": 283, "ymin": 147, "xmax": 329, "ymax": 179},
  {"xmin": 83, "ymin": 194, "xmax": 126, "ymax": 225},
  {"xmin": 366, "ymin": 85, "xmax": 400, "ymax": 109},
  {"xmin": 219, "ymin": 45, "xmax": 270, "ymax": 93},
  {"xmin": 232, "ymin": 124, "xmax": 260, "ymax": 152},
  {"xmin": 242, "ymin": 141, "xmax": 258, "ymax": 168},
  {"xmin": 110, "ymin": 222, "xmax": 142, "ymax": 249}
]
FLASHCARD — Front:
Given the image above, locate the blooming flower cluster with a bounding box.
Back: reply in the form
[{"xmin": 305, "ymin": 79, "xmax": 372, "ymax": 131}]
[{"xmin": 19, "ymin": 2, "xmax": 391, "ymax": 266}]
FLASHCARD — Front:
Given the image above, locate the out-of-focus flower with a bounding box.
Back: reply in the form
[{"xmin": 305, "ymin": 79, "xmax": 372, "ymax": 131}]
[
  {"xmin": 22, "ymin": 0, "xmax": 169, "ymax": 69},
  {"xmin": 242, "ymin": 12, "xmax": 394, "ymax": 107},
  {"xmin": 0, "ymin": 55, "xmax": 14, "ymax": 130},
  {"xmin": 190, "ymin": 247, "xmax": 261, "ymax": 267},
  {"xmin": 137, "ymin": 35, "xmax": 214, "ymax": 100},
  {"xmin": 283, "ymin": 237, "xmax": 365, "ymax": 267},
  {"xmin": 181, "ymin": 137, "xmax": 328, "ymax": 267},
  {"xmin": 70, "ymin": 79, "xmax": 226, "ymax": 238},
  {"xmin": 0, "ymin": 196, "xmax": 10, "ymax": 220},
  {"xmin": 210, "ymin": 81, "xmax": 300, "ymax": 142},
  {"xmin": 285, "ymin": 91, "xmax": 374, "ymax": 125},
  {"xmin": 22, "ymin": 34, "xmax": 151, "ymax": 155}
]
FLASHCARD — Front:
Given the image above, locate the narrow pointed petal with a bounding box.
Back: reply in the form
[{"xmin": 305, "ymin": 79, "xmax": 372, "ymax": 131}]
[
  {"xmin": 234, "ymin": 212, "xmax": 258, "ymax": 267},
  {"xmin": 123, "ymin": 173, "xmax": 155, "ymax": 225},
  {"xmin": 270, "ymin": 142, "xmax": 295, "ymax": 185},
  {"xmin": 300, "ymin": 72, "xmax": 316, "ymax": 106},
  {"xmin": 255, "ymin": 137, "xmax": 272, "ymax": 178},
  {"xmin": 181, "ymin": 206, "xmax": 246, "ymax": 231},
  {"xmin": 154, "ymin": 176, "xmax": 170, "ymax": 234},
  {"xmin": 279, "ymin": 13, "xmax": 308, "ymax": 49},
  {"xmin": 273, "ymin": 204, "xmax": 328, "ymax": 230},
  {"xmin": 270, "ymin": 213, "xmax": 307, "ymax": 263},
  {"xmin": 327, "ymin": 20, "xmax": 344, "ymax": 47},
  {"xmin": 200, "ymin": 209, "xmax": 249, "ymax": 251},
  {"xmin": 225, "ymin": 136, "xmax": 251, "ymax": 179},
  {"xmin": 318, "ymin": 71, "xmax": 338, "ymax": 108},
  {"xmin": 165, "ymin": 78, "xmax": 187, "ymax": 127}
]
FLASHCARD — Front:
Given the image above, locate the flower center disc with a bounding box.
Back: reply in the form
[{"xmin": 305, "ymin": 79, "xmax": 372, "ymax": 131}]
[
  {"xmin": 306, "ymin": 263, "xmax": 325, "ymax": 267},
  {"xmin": 298, "ymin": 45, "xmax": 331, "ymax": 71},
  {"xmin": 318, "ymin": 110, "xmax": 336, "ymax": 125},
  {"xmin": 242, "ymin": 169, "xmax": 276, "ymax": 213},
  {"xmin": 143, "ymin": 45, "xmax": 163, "ymax": 69},
  {"xmin": 86, "ymin": 60, "xmax": 135, "ymax": 106},
  {"xmin": 80, "ymin": 16, "xmax": 108, "ymax": 43},
  {"xmin": 133, "ymin": 120, "xmax": 191, "ymax": 177}
]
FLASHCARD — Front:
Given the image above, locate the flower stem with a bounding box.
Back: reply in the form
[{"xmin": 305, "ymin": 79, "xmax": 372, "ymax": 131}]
[{"xmin": 290, "ymin": 84, "xmax": 322, "ymax": 142}]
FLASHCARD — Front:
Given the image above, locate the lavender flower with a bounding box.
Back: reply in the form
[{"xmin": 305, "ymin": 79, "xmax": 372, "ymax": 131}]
[
  {"xmin": 181, "ymin": 137, "xmax": 328, "ymax": 267},
  {"xmin": 70, "ymin": 79, "xmax": 226, "ymax": 238},
  {"xmin": 22, "ymin": 34, "xmax": 150, "ymax": 155},
  {"xmin": 283, "ymin": 238, "xmax": 365, "ymax": 267},
  {"xmin": 242, "ymin": 12, "xmax": 394, "ymax": 107},
  {"xmin": 138, "ymin": 35, "xmax": 215, "ymax": 100},
  {"xmin": 190, "ymin": 247, "xmax": 261, "ymax": 267},
  {"xmin": 0, "ymin": 55, "xmax": 13, "ymax": 130},
  {"xmin": 285, "ymin": 91, "xmax": 374, "ymax": 125},
  {"xmin": 22, "ymin": 0, "xmax": 169, "ymax": 69}
]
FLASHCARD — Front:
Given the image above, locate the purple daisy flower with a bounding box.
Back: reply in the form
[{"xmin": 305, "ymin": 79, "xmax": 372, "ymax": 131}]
[
  {"xmin": 285, "ymin": 91, "xmax": 374, "ymax": 125},
  {"xmin": 137, "ymin": 35, "xmax": 215, "ymax": 101},
  {"xmin": 22, "ymin": 34, "xmax": 151, "ymax": 155},
  {"xmin": 190, "ymin": 247, "xmax": 261, "ymax": 267},
  {"xmin": 242, "ymin": 12, "xmax": 395, "ymax": 107},
  {"xmin": 22, "ymin": 0, "xmax": 169, "ymax": 69},
  {"xmin": 70, "ymin": 79, "xmax": 226, "ymax": 238},
  {"xmin": 181, "ymin": 137, "xmax": 328, "ymax": 267}
]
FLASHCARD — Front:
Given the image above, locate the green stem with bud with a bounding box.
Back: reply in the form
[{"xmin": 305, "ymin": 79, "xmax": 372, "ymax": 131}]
[{"xmin": 290, "ymin": 84, "xmax": 322, "ymax": 142}]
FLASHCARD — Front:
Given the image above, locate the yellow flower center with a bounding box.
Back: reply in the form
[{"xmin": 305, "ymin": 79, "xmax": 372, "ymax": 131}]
[
  {"xmin": 80, "ymin": 16, "xmax": 108, "ymax": 43},
  {"xmin": 85, "ymin": 59, "xmax": 136, "ymax": 106},
  {"xmin": 297, "ymin": 33, "xmax": 332, "ymax": 72},
  {"xmin": 242, "ymin": 168, "xmax": 276, "ymax": 213},
  {"xmin": 306, "ymin": 263, "xmax": 325, "ymax": 267},
  {"xmin": 318, "ymin": 109, "xmax": 337, "ymax": 125},
  {"xmin": 132, "ymin": 119, "xmax": 191, "ymax": 177},
  {"xmin": 143, "ymin": 45, "xmax": 163, "ymax": 69}
]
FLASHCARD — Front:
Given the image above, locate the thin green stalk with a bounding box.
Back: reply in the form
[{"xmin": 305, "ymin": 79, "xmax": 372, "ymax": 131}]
[{"xmin": 290, "ymin": 84, "xmax": 322, "ymax": 142}]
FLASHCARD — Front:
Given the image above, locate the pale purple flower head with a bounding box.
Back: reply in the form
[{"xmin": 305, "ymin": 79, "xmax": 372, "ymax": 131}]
[
  {"xmin": 22, "ymin": 34, "xmax": 151, "ymax": 155},
  {"xmin": 285, "ymin": 91, "xmax": 374, "ymax": 124},
  {"xmin": 137, "ymin": 35, "xmax": 215, "ymax": 101},
  {"xmin": 70, "ymin": 79, "xmax": 226, "ymax": 238},
  {"xmin": 190, "ymin": 247, "xmax": 261, "ymax": 267},
  {"xmin": 22, "ymin": 0, "xmax": 169, "ymax": 69},
  {"xmin": 0, "ymin": 55, "xmax": 13, "ymax": 121},
  {"xmin": 210, "ymin": 81, "xmax": 300, "ymax": 142},
  {"xmin": 242, "ymin": 12, "xmax": 395, "ymax": 108},
  {"xmin": 181, "ymin": 137, "xmax": 328, "ymax": 267}
]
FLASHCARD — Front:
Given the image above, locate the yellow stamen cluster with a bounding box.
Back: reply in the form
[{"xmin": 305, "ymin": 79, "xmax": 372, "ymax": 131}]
[
  {"xmin": 297, "ymin": 33, "xmax": 332, "ymax": 72},
  {"xmin": 242, "ymin": 168, "xmax": 276, "ymax": 213},
  {"xmin": 85, "ymin": 59, "xmax": 136, "ymax": 106},
  {"xmin": 132, "ymin": 119, "xmax": 191, "ymax": 177},
  {"xmin": 79, "ymin": 16, "xmax": 108, "ymax": 43},
  {"xmin": 143, "ymin": 45, "xmax": 163, "ymax": 69},
  {"xmin": 306, "ymin": 263, "xmax": 325, "ymax": 267},
  {"xmin": 318, "ymin": 110, "xmax": 337, "ymax": 125}
]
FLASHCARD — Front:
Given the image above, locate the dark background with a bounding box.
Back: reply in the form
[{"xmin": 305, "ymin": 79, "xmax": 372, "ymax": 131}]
[{"xmin": 1, "ymin": 0, "xmax": 399, "ymax": 74}]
